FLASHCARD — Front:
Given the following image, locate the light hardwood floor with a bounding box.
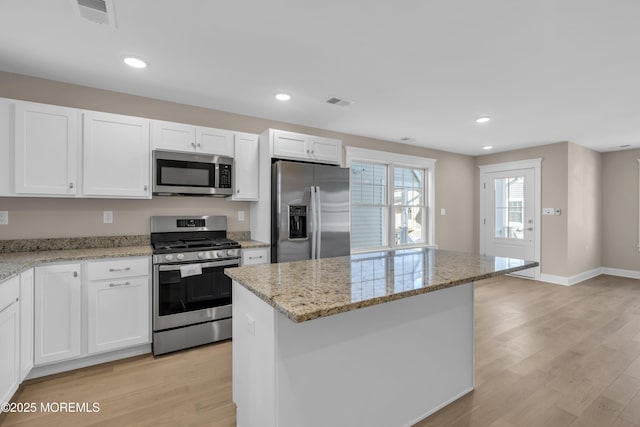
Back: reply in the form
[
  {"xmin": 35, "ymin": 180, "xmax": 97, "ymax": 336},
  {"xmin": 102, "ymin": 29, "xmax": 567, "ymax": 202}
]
[{"xmin": 3, "ymin": 274, "xmax": 640, "ymax": 427}]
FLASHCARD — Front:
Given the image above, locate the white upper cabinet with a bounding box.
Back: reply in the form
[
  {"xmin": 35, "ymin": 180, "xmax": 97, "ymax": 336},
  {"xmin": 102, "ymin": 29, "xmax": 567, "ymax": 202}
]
[
  {"xmin": 232, "ymin": 132, "xmax": 259, "ymax": 201},
  {"xmin": 270, "ymin": 129, "xmax": 342, "ymax": 165},
  {"xmin": 14, "ymin": 101, "xmax": 79, "ymax": 196},
  {"xmin": 153, "ymin": 120, "xmax": 234, "ymax": 156},
  {"xmin": 83, "ymin": 111, "xmax": 151, "ymax": 198},
  {"xmin": 198, "ymin": 126, "xmax": 235, "ymax": 157}
]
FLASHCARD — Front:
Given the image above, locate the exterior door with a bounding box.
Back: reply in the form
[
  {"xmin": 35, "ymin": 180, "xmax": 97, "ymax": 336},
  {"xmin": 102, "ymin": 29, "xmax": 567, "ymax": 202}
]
[{"xmin": 481, "ymin": 168, "xmax": 537, "ymax": 279}]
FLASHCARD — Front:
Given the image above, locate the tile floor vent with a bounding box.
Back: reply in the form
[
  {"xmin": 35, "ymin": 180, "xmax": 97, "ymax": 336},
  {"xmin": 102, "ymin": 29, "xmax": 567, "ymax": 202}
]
[
  {"xmin": 76, "ymin": 0, "xmax": 116, "ymax": 27},
  {"xmin": 325, "ymin": 97, "xmax": 352, "ymax": 107}
]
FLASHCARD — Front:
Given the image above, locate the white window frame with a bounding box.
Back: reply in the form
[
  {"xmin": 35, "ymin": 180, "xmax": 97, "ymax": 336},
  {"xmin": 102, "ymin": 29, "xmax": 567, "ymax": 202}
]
[
  {"xmin": 637, "ymin": 159, "xmax": 640, "ymax": 252},
  {"xmin": 345, "ymin": 147, "xmax": 436, "ymax": 254}
]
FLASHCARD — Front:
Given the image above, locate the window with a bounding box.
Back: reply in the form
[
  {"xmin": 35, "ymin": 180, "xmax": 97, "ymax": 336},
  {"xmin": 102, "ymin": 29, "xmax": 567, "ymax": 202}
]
[
  {"xmin": 346, "ymin": 147, "xmax": 435, "ymax": 252},
  {"xmin": 494, "ymin": 176, "xmax": 524, "ymax": 240}
]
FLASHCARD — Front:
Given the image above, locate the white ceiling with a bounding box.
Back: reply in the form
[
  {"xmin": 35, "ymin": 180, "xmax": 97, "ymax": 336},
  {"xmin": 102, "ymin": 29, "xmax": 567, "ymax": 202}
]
[{"xmin": 0, "ymin": 0, "xmax": 638, "ymax": 156}]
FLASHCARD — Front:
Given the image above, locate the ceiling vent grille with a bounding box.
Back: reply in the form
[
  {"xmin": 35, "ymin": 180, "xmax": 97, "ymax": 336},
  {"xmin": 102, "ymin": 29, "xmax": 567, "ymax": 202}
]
[
  {"xmin": 325, "ymin": 97, "xmax": 352, "ymax": 107},
  {"xmin": 75, "ymin": 0, "xmax": 116, "ymax": 27},
  {"xmin": 400, "ymin": 137, "xmax": 414, "ymax": 142}
]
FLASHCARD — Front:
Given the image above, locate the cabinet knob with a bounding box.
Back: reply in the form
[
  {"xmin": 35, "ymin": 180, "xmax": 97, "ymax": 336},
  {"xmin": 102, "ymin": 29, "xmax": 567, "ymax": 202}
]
[
  {"xmin": 69, "ymin": 182, "xmax": 74, "ymax": 189},
  {"xmin": 306, "ymin": 149, "xmax": 310, "ymax": 154},
  {"xmin": 237, "ymin": 189, "xmax": 240, "ymax": 193},
  {"xmin": 191, "ymin": 142, "xmax": 196, "ymax": 148},
  {"xmin": 197, "ymin": 143, "xmax": 201, "ymax": 148},
  {"xmin": 144, "ymin": 185, "xmax": 148, "ymax": 192},
  {"xmin": 73, "ymin": 272, "xmax": 78, "ymax": 277}
]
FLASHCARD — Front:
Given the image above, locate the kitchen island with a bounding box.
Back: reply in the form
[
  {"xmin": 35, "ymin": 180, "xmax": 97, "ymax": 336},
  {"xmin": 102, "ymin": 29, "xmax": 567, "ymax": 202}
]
[{"xmin": 225, "ymin": 248, "xmax": 538, "ymax": 427}]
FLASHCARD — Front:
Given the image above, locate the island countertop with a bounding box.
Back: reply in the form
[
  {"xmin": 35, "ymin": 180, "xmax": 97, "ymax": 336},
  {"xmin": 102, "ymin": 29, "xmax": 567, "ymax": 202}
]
[{"xmin": 225, "ymin": 247, "xmax": 538, "ymax": 323}]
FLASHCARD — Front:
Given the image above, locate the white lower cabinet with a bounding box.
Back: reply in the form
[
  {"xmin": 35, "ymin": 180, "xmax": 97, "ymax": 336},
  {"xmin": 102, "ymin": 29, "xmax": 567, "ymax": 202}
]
[
  {"xmin": 19, "ymin": 268, "xmax": 34, "ymax": 382},
  {"xmin": 0, "ymin": 276, "xmax": 20, "ymax": 406},
  {"xmin": 87, "ymin": 261, "xmax": 150, "ymax": 354},
  {"xmin": 34, "ymin": 264, "xmax": 82, "ymax": 365},
  {"xmin": 241, "ymin": 248, "xmax": 270, "ymax": 266},
  {"xmin": 34, "ymin": 257, "xmax": 150, "ymax": 368}
]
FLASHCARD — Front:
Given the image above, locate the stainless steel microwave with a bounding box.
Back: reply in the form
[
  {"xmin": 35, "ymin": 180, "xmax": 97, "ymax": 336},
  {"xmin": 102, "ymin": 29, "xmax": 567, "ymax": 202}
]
[{"xmin": 152, "ymin": 150, "xmax": 233, "ymax": 197}]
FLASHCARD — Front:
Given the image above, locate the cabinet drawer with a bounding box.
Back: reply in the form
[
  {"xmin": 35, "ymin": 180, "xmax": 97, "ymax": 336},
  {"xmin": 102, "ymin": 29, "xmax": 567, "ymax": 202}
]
[
  {"xmin": 86, "ymin": 257, "xmax": 150, "ymax": 280},
  {"xmin": 242, "ymin": 248, "xmax": 269, "ymax": 266},
  {"xmin": 0, "ymin": 276, "xmax": 19, "ymax": 313}
]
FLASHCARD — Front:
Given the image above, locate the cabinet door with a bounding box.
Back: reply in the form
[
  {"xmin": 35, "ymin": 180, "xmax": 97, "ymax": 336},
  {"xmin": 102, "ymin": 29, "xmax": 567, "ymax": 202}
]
[
  {"xmin": 34, "ymin": 264, "xmax": 82, "ymax": 365},
  {"xmin": 0, "ymin": 276, "xmax": 20, "ymax": 406},
  {"xmin": 308, "ymin": 136, "xmax": 342, "ymax": 165},
  {"xmin": 0, "ymin": 98, "xmax": 13, "ymax": 196},
  {"xmin": 83, "ymin": 111, "xmax": 151, "ymax": 198},
  {"xmin": 197, "ymin": 126, "xmax": 234, "ymax": 156},
  {"xmin": 241, "ymin": 248, "xmax": 269, "ymax": 265},
  {"xmin": 272, "ymin": 130, "xmax": 309, "ymax": 160},
  {"xmin": 14, "ymin": 101, "xmax": 78, "ymax": 195},
  {"xmin": 152, "ymin": 120, "xmax": 196, "ymax": 152},
  {"xmin": 87, "ymin": 276, "xmax": 150, "ymax": 354},
  {"xmin": 233, "ymin": 132, "xmax": 259, "ymax": 201},
  {"xmin": 19, "ymin": 268, "xmax": 34, "ymax": 382}
]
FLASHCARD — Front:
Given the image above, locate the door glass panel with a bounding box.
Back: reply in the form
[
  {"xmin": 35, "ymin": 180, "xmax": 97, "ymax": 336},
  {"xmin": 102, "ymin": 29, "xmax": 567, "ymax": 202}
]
[{"xmin": 494, "ymin": 176, "xmax": 524, "ymax": 240}]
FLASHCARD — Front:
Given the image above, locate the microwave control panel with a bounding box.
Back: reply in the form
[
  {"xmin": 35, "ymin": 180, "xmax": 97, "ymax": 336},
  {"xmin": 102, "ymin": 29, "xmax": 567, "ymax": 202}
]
[{"xmin": 218, "ymin": 164, "xmax": 232, "ymax": 188}]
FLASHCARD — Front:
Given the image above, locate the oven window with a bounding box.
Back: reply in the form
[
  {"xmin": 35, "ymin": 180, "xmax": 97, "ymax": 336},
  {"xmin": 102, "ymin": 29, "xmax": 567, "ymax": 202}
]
[
  {"xmin": 157, "ymin": 265, "xmax": 231, "ymax": 316},
  {"xmin": 157, "ymin": 159, "xmax": 215, "ymax": 188}
]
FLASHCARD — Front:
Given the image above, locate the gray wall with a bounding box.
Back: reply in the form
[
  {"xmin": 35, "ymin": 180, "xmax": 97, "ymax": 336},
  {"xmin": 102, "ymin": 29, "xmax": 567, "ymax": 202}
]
[{"xmin": 601, "ymin": 149, "xmax": 640, "ymax": 271}]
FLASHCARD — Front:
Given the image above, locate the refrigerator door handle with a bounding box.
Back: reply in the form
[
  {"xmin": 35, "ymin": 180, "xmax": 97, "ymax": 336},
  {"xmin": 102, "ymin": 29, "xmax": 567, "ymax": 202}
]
[
  {"xmin": 316, "ymin": 186, "xmax": 321, "ymax": 259},
  {"xmin": 310, "ymin": 186, "xmax": 317, "ymax": 260}
]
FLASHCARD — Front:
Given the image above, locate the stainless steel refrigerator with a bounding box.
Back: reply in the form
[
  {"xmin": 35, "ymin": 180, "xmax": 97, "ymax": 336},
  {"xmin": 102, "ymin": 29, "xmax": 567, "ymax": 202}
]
[{"xmin": 272, "ymin": 160, "xmax": 350, "ymax": 263}]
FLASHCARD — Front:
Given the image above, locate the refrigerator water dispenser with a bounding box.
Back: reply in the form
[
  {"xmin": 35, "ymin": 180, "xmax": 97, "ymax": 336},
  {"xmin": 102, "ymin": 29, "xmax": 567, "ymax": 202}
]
[{"xmin": 288, "ymin": 205, "xmax": 307, "ymax": 240}]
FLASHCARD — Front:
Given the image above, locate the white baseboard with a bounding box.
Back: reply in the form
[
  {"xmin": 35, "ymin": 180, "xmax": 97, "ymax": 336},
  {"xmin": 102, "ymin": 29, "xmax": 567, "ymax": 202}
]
[
  {"xmin": 540, "ymin": 267, "xmax": 640, "ymax": 285},
  {"xmin": 27, "ymin": 344, "xmax": 151, "ymax": 380},
  {"xmin": 540, "ymin": 268, "xmax": 603, "ymax": 286},
  {"xmin": 601, "ymin": 267, "xmax": 640, "ymax": 280}
]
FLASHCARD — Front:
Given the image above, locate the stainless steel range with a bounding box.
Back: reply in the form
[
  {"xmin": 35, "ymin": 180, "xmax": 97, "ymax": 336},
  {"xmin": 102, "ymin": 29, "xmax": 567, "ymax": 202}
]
[{"xmin": 151, "ymin": 215, "xmax": 240, "ymax": 355}]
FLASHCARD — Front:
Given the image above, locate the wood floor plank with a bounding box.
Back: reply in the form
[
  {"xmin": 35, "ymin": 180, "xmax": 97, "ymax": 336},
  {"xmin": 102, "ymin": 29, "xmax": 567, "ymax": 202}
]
[{"xmin": 3, "ymin": 274, "xmax": 640, "ymax": 427}]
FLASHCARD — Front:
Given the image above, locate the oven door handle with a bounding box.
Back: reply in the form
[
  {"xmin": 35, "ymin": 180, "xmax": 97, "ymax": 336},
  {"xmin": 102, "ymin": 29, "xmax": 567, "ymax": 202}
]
[{"xmin": 158, "ymin": 259, "xmax": 240, "ymax": 271}]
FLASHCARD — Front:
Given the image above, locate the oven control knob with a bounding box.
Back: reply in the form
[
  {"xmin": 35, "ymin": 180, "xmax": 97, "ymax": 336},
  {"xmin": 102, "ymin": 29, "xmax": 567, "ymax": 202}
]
[
  {"xmin": 176, "ymin": 254, "xmax": 184, "ymax": 260},
  {"xmin": 198, "ymin": 252, "xmax": 205, "ymax": 259},
  {"xmin": 165, "ymin": 254, "xmax": 174, "ymax": 261}
]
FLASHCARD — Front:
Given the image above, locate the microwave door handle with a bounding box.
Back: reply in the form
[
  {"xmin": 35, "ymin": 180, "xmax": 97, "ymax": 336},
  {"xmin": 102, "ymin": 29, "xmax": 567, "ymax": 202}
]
[
  {"xmin": 316, "ymin": 186, "xmax": 321, "ymax": 259},
  {"xmin": 310, "ymin": 186, "xmax": 316, "ymax": 260}
]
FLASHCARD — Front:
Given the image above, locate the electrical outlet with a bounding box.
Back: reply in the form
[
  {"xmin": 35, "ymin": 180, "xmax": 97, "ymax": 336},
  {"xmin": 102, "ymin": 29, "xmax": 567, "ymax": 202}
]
[
  {"xmin": 238, "ymin": 210, "xmax": 245, "ymax": 221},
  {"xmin": 0, "ymin": 211, "xmax": 7, "ymax": 225},
  {"xmin": 103, "ymin": 211, "xmax": 113, "ymax": 224}
]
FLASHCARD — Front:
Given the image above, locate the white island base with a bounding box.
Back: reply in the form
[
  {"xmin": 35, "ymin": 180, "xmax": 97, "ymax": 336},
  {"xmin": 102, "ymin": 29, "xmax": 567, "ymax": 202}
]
[{"xmin": 232, "ymin": 281, "xmax": 474, "ymax": 427}]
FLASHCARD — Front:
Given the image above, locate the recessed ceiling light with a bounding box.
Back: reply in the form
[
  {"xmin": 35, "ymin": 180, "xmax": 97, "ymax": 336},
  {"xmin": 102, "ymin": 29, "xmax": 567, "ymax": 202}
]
[
  {"xmin": 483, "ymin": 145, "xmax": 493, "ymax": 150},
  {"xmin": 123, "ymin": 57, "xmax": 147, "ymax": 69},
  {"xmin": 275, "ymin": 93, "xmax": 291, "ymax": 101},
  {"xmin": 476, "ymin": 116, "xmax": 491, "ymax": 124}
]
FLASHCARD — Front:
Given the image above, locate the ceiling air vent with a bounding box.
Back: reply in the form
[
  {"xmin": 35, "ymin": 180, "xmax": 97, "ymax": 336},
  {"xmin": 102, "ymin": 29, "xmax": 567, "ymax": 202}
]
[
  {"xmin": 325, "ymin": 97, "xmax": 352, "ymax": 107},
  {"xmin": 75, "ymin": 0, "xmax": 116, "ymax": 27},
  {"xmin": 400, "ymin": 137, "xmax": 414, "ymax": 142}
]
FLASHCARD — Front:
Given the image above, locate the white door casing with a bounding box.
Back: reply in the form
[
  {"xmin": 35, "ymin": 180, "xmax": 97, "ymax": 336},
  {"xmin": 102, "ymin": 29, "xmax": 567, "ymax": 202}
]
[{"xmin": 479, "ymin": 159, "xmax": 541, "ymax": 279}]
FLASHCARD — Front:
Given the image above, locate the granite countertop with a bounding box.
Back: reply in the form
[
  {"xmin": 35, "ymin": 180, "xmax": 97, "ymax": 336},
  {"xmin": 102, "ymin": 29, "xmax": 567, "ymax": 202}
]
[
  {"xmin": 0, "ymin": 233, "xmax": 264, "ymax": 283},
  {"xmin": 225, "ymin": 247, "xmax": 539, "ymax": 323},
  {"xmin": 0, "ymin": 246, "xmax": 153, "ymax": 282}
]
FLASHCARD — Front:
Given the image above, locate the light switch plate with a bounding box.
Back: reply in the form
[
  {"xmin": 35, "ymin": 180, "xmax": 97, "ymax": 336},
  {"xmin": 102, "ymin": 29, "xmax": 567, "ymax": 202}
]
[
  {"xmin": 103, "ymin": 211, "xmax": 113, "ymax": 224},
  {"xmin": 0, "ymin": 211, "xmax": 7, "ymax": 225},
  {"xmin": 542, "ymin": 208, "xmax": 554, "ymax": 216},
  {"xmin": 238, "ymin": 210, "xmax": 245, "ymax": 221},
  {"xmin": 440, "ymin": 208, "xmax": 446, "ymax": 216}
]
